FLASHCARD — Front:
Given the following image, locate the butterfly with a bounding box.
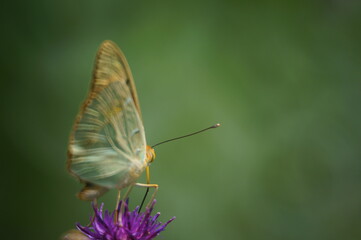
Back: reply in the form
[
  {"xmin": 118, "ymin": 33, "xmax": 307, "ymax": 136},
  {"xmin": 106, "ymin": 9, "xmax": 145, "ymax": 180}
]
[{"xmin": 67, "ymin": 40, "xmax": 157, "ymax": 201}]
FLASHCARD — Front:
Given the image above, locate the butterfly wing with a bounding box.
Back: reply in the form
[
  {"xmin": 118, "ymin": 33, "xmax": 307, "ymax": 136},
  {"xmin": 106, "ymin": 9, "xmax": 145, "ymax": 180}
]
[
  {"xmin": 67, "ymin": 41, "xmax": 146, "ymax": 189},
  {"xmin": 90, "ymin": 40, "xmax": 142, "ymax": 117}
]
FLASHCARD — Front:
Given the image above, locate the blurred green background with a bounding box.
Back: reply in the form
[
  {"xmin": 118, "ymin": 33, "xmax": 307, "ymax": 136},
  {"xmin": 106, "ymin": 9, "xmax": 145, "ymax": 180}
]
[{"xmin": 2, "ymin": 1, "xmax": 361, "ymax": 239}]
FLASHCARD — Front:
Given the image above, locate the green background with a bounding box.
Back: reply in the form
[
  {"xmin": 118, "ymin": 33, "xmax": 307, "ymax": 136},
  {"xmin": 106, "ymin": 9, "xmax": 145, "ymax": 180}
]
[{"xmin": 2, "ymin": 1, "xmax": 361, "ymax": 239}]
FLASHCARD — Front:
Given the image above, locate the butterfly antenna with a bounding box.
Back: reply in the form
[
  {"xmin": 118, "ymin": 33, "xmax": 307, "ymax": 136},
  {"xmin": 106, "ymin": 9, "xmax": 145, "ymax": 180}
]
[
  {"xmin": 151, "ymin": 123, "xmax": 221, "ymax": 148},
  {"xmin": 138, "ymin": 123, "xmax": 220, "ymax": 212}
]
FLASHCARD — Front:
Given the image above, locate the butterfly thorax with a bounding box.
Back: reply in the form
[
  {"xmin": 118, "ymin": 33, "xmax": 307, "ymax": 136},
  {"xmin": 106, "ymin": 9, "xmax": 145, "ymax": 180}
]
[{"xmin": 146, "ymin": 145, "xmax": 156, "ymax": 164}]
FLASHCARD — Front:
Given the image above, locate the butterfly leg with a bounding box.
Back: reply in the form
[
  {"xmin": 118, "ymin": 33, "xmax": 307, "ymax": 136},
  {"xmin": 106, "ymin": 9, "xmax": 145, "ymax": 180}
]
[
  {"xmin": 114, "ymin": 189, "xmax": 122, "ymax": 222},
  {"xmin": 122, "ymin": 185, "xmax": 134, "ymax": 200},
  {"xmin": 115, "ymin": 184, "xmax": 135, "ymax": 222},
  {"xmin": 134, "ymin": 183, "xmax": 159, "ymax": 209},
  {"xmin": 138, "ymin": 166, "xmax": 154, "ymax": 212},
  {"xmin": 87, "ymin": 198, "xmax": 98, "ymax": 227}
]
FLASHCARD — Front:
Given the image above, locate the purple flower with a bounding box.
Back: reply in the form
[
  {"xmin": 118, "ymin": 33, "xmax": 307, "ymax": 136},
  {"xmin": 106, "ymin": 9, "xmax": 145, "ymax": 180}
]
[{"xmin": 77, "ymin": 200, "xmax": 175, "ymax": 240}]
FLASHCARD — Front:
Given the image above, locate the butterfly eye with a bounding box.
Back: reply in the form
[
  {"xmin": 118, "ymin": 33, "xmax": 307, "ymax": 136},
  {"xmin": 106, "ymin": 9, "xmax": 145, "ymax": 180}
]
[{"xmin": 146, "ymin": 146, "xmax": 156, "ymax": 164}]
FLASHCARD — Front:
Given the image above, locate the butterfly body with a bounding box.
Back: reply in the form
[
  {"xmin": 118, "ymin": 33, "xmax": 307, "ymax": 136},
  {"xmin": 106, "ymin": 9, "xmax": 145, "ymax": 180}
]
[{"xmin": 67, "ymin": 41, "xmax": 155, "ymax": 201}]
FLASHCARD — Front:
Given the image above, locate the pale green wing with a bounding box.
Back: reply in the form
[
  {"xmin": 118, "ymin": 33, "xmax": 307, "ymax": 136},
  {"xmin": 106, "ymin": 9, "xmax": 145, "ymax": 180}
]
[
  {"xmin": 67, "ymin": 41, "xmax": 146, "ymax": 189},
  {"xmin": 68, "ymin": 80, "xmax": 146, "ymax": 189},
  {"xmin": 90, "ymin": 40, "xmax": 142, "ymax": 117}
]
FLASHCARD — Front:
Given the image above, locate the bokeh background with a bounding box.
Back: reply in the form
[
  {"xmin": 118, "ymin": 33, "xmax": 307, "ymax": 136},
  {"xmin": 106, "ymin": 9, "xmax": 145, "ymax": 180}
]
[{"xmin": 2, "ymin": 1, "xmax": 361, "ymax": 239}]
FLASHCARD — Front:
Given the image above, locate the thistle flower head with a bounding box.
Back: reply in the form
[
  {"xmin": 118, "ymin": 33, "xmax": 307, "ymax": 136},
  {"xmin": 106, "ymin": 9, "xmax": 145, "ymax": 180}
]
[{"xmin": 76, "ymin": 200, "xmax": 175, "ymax": 240}]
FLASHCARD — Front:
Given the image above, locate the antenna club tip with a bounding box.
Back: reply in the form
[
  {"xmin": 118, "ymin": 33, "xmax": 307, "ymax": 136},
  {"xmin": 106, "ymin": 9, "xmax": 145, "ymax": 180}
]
[{"xmin": 213, "ymin": 123, "xmax": 221, "ymax": 128}]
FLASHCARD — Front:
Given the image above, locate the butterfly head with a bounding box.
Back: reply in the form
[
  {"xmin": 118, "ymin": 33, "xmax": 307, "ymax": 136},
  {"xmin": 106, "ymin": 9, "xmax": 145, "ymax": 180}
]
[{"xmin": 146, "ymin": 145, "xmax": 156, "ymax": 164}]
